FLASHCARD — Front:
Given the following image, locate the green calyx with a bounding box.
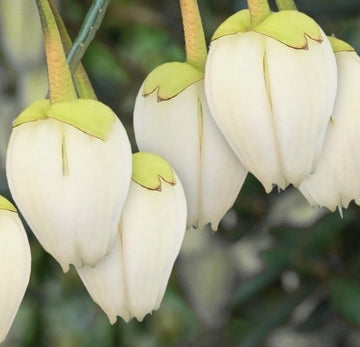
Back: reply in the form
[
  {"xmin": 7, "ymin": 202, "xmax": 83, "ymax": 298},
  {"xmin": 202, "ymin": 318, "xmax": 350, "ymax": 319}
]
[
  {"xmin": 131, "ymin": 152, "xmax": 176, "ymax": 191},
  {"xmin": 212, "ymin": 9, "xmax": 322, "ymax": 49},
  {"xmin": 212, "ymin": 10, "xmax": 251, "ymax": 41},
  {"xmin": 328, "ymin": 36, "xmax": 355, "ymax": 53},
  {"xmin": 13, "ymin": 99, "xmax": 116, "ymax": 140},
  {"xmin": 0, "ymin": 196, "xmax": 17, "ymax": 213},
  {"xmin": 142, "ymin": 62, "xmax": 203, "ymax": 101},
  {"xmin": 255, "ymin": 11, "xmax": 322, "ymax": 48}
]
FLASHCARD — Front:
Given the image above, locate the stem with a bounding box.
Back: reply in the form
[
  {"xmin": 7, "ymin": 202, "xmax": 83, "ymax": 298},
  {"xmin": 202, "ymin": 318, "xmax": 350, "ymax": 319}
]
[
  {"xmin": 179, "ymin": 0, "xmax": 207, "ymax": 72},
  {"xmin": 36, "ymin": 0, "xmax": 77, "ymax": 103},
  {"xmin": 275, "ymin": 0, "xmax": 298, "ymax": 10},
  {"xmin": 247, "ymin": 0, "xmax": 272, "ymax": 28},
  {"xmin": 67, "ymin": 0, "xmax": 111, "ymax": 75},
  {"xmin": 48, "ymin": 0, "xmax": 97, "ymax": 100}
]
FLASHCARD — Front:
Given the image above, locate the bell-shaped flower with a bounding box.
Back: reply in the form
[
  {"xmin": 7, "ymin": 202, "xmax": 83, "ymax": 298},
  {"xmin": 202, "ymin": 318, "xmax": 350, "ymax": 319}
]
[
  {"xmin": 6, "ymin": 99, "xmax": 132, "ymax": 272},
  {"xmin": 77, "ymin": 152, "xmax": 187, "ymax": 323},
  {"xmin": 134, "ymin": 62, "xmax": 247, "ymax": 230},
  {"xmin": 299, "ymin": 38, "xmax": 360, "ymax": 211},
  {"xmin": 6, "ymin": 0, "xmax": 132, "ymax": 272},
  {"xmin": 0, "ymin": 196, "xmax": 31, "ymax": 343},
  {"xmin": 205, "ymin": 10, "xmax": 337, "ymax": 192}
]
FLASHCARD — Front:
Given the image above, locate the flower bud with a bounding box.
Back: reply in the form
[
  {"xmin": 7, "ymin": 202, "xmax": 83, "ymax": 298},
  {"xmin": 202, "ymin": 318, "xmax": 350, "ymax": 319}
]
[
  {"xmin": 134, "ymin": 62, "xmax": 246, "ymax": 230},
  {"xmin": 77, "ymin": 152, "xmax": 187, "ymax": 323},
  {"xmin": 0, "ymin": 196, "xmax": 31, "ymax": 343},
  {"xmin": 6, "ymin": 99, "xmax": 132, "ymax": 271},
  {"xmin": 299, "ymin": 38, "xmax": 360, "ymax": 211},
  {"xmin": 205, "ymin": 10, "xmax": 337, "ymax": 192}
]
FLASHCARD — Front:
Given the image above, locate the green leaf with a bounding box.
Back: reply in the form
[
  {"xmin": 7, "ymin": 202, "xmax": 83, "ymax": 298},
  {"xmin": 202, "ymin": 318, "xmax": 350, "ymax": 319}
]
[{"xmin": 329, "ymin": 277, "xmax": 360, "ymax": 326}]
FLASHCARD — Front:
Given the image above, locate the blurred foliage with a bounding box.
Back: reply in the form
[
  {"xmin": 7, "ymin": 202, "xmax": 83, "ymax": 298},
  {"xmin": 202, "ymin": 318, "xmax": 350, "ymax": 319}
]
[{"xmin": 1, "ymin": 0, "xmax": 360, "ymax": 346}]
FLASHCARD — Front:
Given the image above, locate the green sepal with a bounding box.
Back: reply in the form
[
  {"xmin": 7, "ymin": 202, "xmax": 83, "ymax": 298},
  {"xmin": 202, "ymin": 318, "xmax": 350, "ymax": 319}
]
[
  {"xmin": 254, "ymin": 11, "xmax": 322, "ymax": 49},
  {"xmin": 212, "ymin": 10, "xmax": 250, "ymax": 41},
  {"xmin": 143, "ymin": 62, "xmax": 203, "ymax": 101},
  {"xmin": 13, "ymin": 99, "xmax": 116, "ymax": 141},
  {"xmin": 131, "ymin": 152, "xmax": 176, "ymax": 191},
  {"xmin": 212, "ymin": 10, "xmax": 323, "ymax": 50},
  {"xmin": 328, "ymin": 36, "xmax": 355, "ymax": 53},
  {"xmin": 13, "ymin": 99, "xmax": 50, "ymax": 125},
  {"xmin": 0, "ymin": 196, "xmax": 17, "ymax": 213}
]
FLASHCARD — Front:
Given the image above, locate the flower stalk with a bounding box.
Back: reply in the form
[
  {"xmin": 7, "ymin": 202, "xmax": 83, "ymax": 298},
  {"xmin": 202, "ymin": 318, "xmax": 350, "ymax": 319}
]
[
  {"xmin": 48, "ymin": 0, "xmax": 97, "ymax": 100},
  {"xmin": 275, "ymin": 0, "xmax": 297, "ymax": 11},
  {"xmin": 35, "ymin": 0, "xmax": 76, "ymax": 103},
  {"xmin": 247, "ymin": 0, "xmax": 272, "ymax": 27},
  {"xmin": 179, "ymin": 0, "xmax": 207, "ymax": 71}
]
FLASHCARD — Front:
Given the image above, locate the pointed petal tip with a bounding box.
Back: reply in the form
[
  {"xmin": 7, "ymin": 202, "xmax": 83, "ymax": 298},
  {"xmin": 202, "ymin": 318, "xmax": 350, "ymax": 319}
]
[
  {"xmin": 108, "ymin": 315, "xmax": 117, "ymax": 325},
  {"xmin": 59, "ymin": 262, "xmax": 70, "ymax": 273}
]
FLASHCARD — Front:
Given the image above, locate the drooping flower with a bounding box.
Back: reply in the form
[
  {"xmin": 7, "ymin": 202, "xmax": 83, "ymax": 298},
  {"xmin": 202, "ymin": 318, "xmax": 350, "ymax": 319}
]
[
  {"xmin": 0, "ymin": 196, "xmax": 31, "ymax": 343},
  {"xmin": 7, "ymin": 99, "xmax": 132, "ymax": 272},
  {"xmin": 205, "ymin": 9, "xmax": 337, "ymax": 192},
  {"xmin": 134, "ymin": 0, "xmax": 246, "ymax": 231},
  {"xmin": 299, "ymin": 38, "xmax": 360, "ymax": 211},
  {"xmin": 77, "ymin": 152, "xmax": 187, "ymax": 323},
  {"xmin": 6, "ymin": 0, "xmax": 132, "ymax": 272},
  {"xmin": 134, "ymin": 66, "xmax": 246, "ymax": 230}
]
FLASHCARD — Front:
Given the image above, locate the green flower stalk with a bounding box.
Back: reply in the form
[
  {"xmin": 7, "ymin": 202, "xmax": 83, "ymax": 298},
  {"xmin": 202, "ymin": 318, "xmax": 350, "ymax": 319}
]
[
  {"xmin": 6, "ymin": 0, "xmax": 132, "ymax": 272},
  {"xmin": 48, "ymin": 0, "xmax": 97, "ymax": 100},
  {"xmin": 275, "ymin": 0, "xmax": 297, "ymax": 11},
  {"xmin": 247, "ymin": 0, "xmax": 271, "ymax": 27}
]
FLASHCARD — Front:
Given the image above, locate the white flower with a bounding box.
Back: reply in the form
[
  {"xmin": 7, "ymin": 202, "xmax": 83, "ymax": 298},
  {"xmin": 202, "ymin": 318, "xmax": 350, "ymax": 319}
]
[
  {"xmin": 0, "ymin": 196, "xmax": 31, "ymax": 343},
  {"xmin": 6, "ymin": 99, "xmax": 132, "ymax": 272},
  {"xmin": 299, "ymin": 38, "xmax": 360, "ymax": 211},
  {"xmin": 134, "ymin": 62, "xmax": 246, "ymax": 230},
  {"xmin": 205, "ymin": 10, "xmax": 337, "ymax": 192},
  {"xmin": 77, "ymin": 152, "xmax": 187, "ymax": 323}
]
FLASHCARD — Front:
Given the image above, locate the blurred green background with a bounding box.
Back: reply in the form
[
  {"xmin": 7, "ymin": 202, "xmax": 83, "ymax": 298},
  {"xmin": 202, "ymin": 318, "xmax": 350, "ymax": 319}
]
[{"xmin": 1, "ymin": 0, "xmax": 360, "ymax": 346}]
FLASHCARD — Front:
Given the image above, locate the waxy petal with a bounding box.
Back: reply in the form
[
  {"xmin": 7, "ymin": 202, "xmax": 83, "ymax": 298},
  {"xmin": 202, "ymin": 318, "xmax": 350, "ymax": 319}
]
[
  {"xmin": 134, "ymin": 79, "xmax": 246, "ymax": 229},
  {"xmin": 0, "ymin": 204, "xmax": 31, "ymax": 343},
  {"xmin": 121, "ymin": 177, "xmax": 186, "ymax": 321},
  {"xmin": 134, "ymin": 82, "xmax": 201, "ymax": 227},
  {"xmin": 198, "ymin": 85, "xmax": 247, "ymax": 230},
  {"xmin": 205, "ymin": 27, "xmax": 337, "ymax": 191},
  {"xmin": 299, "ymin": 50, "xmax": 360, "ymax": 210},
  {"xmin": 7, "ymin": 116, "xmax": 132, "ymax": 272},
  {"xmin": 78, "ymin": 170, "xmax": 187, "ymax": 323},
  {"xmin": 206, "ymin": 32, "xmax": 281, "ymax": 192},
  {"xmin": 264, "ymin": 30, "xmax": 337, "ymax": 186},
  {"xmin": 78, "ymin": 235, "xmax": 129, "ymax": 324}
]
